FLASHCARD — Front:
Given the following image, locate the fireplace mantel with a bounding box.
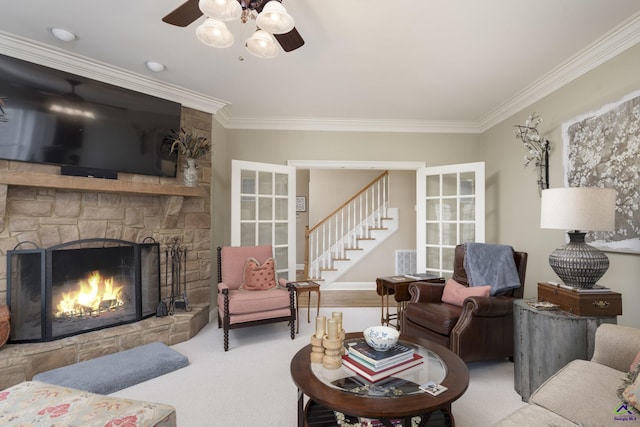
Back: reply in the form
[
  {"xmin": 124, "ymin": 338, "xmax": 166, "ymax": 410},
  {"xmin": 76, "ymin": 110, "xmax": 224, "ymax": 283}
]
[{"xmin": 0, "ymin": 171, "xmax": 205, "ymax": 197}]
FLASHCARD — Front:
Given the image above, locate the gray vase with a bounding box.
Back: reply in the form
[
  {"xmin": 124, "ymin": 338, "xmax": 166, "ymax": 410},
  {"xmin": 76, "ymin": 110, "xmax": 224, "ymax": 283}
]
[{"xmin": 548, "ymin": 231, "xmax": 609, "ymax": 288}]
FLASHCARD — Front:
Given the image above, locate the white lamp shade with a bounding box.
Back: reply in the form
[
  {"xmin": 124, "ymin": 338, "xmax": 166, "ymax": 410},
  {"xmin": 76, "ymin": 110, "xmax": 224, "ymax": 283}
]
[
  {"xmin": 256, "ymin": 1, "xmax": 295, "ymax": 34},
  {"xmin": 198, "ymin": 0, "xmax": 242, "ymax": 21},
  {"xmin": 196, "ymin": 18, "xmax": 234, "ymax": 48},
  {"xmin": 245, "ymin": 30, "xmax": 279, "ymax": 58},
  {"xmin": 540, "ymin": 187, "xmax": 616, "ymax": 231}
]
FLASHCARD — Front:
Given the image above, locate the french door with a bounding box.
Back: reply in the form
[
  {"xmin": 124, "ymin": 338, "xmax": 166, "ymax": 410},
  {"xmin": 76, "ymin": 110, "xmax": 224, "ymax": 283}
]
[
  {"xmin": 416, "ymin": 162, "xmax": 485, "ymax": 278},
  {"xmin": 231, "ymin": 160, "xmax": 296, "ymax": 281}
]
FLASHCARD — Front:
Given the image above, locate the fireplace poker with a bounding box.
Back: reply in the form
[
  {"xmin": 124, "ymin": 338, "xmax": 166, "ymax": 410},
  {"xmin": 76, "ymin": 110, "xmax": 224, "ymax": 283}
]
[{"xmin": 156, "ymin": 249, "xmax": 169, "ymax": 317}]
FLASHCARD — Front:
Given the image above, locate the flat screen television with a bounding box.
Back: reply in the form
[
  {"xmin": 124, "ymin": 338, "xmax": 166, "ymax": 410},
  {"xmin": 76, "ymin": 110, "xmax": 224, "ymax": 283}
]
[{"xmin": 0, "ymin": 53, "xmax": 181, "ymax": 178}]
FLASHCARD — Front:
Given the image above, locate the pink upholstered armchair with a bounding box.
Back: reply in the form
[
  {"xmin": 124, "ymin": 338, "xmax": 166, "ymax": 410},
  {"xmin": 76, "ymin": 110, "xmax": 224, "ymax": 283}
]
[{"xmin": 217, "ymin": 245, "xmax": 295, "ymax": 351}]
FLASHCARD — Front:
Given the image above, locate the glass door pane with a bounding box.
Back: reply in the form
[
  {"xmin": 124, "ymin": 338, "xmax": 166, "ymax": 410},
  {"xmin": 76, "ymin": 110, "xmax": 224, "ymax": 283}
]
[
  {"xmin": 416, "ymin": 162, "xmax": 485, "ymax": 278},
  {"xmin": 231, "ymin": 160, "xmax": 296, "ymax": 280}
]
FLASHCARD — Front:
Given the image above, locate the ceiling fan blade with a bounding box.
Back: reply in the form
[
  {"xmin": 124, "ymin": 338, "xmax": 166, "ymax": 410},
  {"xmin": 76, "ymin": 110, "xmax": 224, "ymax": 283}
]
[
  {"xmin": 274, "ymin": 28, "xmax": 305, "ymax": 52},
  {"xmin": 162, "ymin": 0, "xmax": 203, "ymax": 27}
]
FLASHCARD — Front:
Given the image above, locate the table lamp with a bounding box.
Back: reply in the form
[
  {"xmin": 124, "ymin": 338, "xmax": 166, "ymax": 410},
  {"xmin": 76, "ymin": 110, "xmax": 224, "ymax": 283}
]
[{"xmin": 540, "ymin": 187, "xmax": 616, "ymax": 288}]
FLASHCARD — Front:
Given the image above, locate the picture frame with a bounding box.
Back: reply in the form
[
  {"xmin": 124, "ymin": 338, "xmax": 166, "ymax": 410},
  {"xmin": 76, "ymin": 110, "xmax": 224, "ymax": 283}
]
[
  {"xmin": 562, "ymin": 90, "xmax": 640, "ymax": 254},
  {"xmin": 296, "ymin": 196, "xmax": 307, "ymax": 212}
]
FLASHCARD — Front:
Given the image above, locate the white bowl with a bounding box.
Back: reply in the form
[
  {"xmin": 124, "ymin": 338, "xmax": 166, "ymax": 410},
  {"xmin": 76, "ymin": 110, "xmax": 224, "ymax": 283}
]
[{"xmin": 363, "ymin": 326, "xmax": 399, "ymax": 351}]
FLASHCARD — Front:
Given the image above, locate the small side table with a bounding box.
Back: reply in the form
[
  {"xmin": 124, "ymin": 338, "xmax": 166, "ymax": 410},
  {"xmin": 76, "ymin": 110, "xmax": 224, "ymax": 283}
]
[
  {"xmin": 513, "ymin": 299, "xmax": 617, "ymax": 402},
  {"xmin": 376, "ymin": 276, "xmax": 444, "ymax": 330},
  {"xmin": 292, "ymin": 281, "xmax": 321, "ymax": 334},
  {"xmin": 376, "ymin": 276, "xmax": 415, "ymax": 329}
]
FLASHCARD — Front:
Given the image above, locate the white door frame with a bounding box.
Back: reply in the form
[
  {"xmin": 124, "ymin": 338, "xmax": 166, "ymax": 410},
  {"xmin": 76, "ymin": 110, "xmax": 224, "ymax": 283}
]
[{"xmin": 288, "ymin": 160, "xmax": 426, "ymax": 170}]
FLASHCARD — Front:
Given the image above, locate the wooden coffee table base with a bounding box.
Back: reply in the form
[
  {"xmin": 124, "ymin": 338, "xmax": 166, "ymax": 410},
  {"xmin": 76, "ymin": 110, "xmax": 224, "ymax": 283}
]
[
  {"xmin": 304, "ymin": 400, "xmax": 452, "ymax": 427},
  {"xmin": 291, "ymin": 333, "xmax": 468, "ymax": 427}
]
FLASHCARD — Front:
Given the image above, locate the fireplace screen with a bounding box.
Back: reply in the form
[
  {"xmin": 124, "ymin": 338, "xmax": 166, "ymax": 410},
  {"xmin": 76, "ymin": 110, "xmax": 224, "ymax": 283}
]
[{"xmin": 7, "ymin": 239, "xmax": 160, "ymax": 343}]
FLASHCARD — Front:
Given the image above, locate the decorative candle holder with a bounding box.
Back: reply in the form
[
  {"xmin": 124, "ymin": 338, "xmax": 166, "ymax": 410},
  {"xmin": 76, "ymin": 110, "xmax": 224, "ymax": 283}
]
[
  {"xmin": 323, "ymin": 335, "xmax": 343, "ymax": 369},
  {"xmin": 310, "ymin": 334, "xmax": 324, "ymax": 364}
]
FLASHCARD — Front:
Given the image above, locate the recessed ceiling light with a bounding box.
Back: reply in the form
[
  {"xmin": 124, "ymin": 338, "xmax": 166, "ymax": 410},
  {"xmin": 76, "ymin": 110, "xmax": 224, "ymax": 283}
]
[
  {"xmin": 50, "ymin": 27, "xmax": 77, "ymax": 42},
  {"xmin": 145, "ymin": 61, "xmax": 166, "ymax": 73}
]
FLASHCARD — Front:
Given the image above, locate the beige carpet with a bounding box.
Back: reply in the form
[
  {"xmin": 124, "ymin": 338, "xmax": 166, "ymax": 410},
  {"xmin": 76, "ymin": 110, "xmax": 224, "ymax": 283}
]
[{"xmin": 111, "ymin": 307, "xmax": 526, "ymax": 426}]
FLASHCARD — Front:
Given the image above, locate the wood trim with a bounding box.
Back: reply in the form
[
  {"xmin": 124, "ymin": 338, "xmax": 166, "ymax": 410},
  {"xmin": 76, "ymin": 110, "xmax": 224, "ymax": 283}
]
[{"xmin": 0, "ymin": 172, "xmax": 205, "ymax": 197}]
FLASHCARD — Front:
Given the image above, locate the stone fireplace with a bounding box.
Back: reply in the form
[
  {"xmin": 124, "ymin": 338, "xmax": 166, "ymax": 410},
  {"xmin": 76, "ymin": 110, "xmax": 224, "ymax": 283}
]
[
  {"xmin": 0, "ymin": 107, "xmax": 212, "ymax": 390},
  {"xmin": 7, "ymin": 238, "xmax": 160, "ymax": 343}
]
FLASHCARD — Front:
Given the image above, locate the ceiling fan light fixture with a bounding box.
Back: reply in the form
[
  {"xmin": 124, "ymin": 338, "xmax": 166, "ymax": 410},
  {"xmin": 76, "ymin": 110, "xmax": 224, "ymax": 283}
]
[
  {"xmin": 196, "ymin": 18, "xmax": 234, "ymax": 48},
  {"xmin": 256, "ymin": 1, "xmax": 294, "ymax": 34},
  {"xmin": 245, "ymin": 30, "xmax": 279, "ymax": 59},
  {"xmin": 198, "ymin": 0, "xmax": 242, "ymax": 21}
]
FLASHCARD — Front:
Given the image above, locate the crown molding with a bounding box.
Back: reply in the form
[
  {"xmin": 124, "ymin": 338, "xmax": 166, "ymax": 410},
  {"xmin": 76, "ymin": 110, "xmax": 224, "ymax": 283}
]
[
  {"xmin": 218, "ymin": 12, "xmax": 640, "ymax": 134},
  {"xmin": 0, "ymin": 31, "xmax": 228, "ymax": 115},
  {"xmin": 214, "ymin": 106, "xmax": 481, "ymax": 133},
  {"xmin": 287, "ymin": 160, "xmax": 426, "ymax": 170},
  {"xmin": 2, "ymin": 11, "xmax": 639, "ymax": 135},
  {"xmin": 477, "ymin": 12, "xmax": 640, "ymax": 132}
]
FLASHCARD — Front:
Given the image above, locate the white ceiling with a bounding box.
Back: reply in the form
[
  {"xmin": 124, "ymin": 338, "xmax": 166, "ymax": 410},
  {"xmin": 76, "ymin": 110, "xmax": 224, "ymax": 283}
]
[{"xmin": 1, "ymin": 0, "xmax": 639, "ymax": 133}]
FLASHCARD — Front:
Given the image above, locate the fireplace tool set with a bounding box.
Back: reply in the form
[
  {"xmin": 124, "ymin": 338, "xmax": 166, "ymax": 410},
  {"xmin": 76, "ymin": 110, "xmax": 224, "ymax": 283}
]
[{"xmin": 159, "ymin": 238, "xmax": 190, "ymax": 316}]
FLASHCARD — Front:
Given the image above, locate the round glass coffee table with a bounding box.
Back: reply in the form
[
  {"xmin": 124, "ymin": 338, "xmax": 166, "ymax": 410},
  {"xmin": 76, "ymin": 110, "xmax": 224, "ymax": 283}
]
[{"xmin": 290, "ymin": 333, "xmax": 469, "ymax": 427}]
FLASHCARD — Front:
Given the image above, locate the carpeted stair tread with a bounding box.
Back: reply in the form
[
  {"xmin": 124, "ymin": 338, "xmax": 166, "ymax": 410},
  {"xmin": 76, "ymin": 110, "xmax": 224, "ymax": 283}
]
[{"xmin": 33, "ymin": 341, "xmax": 189, "ymax": 394}]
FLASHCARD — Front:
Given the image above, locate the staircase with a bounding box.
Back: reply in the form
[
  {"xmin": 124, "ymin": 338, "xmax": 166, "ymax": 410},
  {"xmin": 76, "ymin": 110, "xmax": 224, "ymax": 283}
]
[{"xmin": 304, "ymin": 171, "xmax": 398, "ymax": 285}]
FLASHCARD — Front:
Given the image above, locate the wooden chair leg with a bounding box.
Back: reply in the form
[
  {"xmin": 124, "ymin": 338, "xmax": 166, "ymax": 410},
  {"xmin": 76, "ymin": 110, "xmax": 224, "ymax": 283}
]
[
  {"xmin": 223, "ymin": 291, "xmax": 230, "ymax": 351},
  {"xmin": 289, "ymin": 288, "xmax": 296, "ymax": 340}
]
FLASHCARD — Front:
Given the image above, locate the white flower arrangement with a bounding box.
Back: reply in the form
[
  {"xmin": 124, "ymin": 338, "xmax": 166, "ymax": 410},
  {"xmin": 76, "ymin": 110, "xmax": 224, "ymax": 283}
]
[{"xmin": 514, "ymin": 112, "xmax": 551, "ymax": 193}]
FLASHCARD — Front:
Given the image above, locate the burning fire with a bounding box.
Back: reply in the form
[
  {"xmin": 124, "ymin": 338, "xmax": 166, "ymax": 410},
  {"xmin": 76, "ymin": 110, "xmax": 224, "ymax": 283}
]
[{"xmin": 55, "ymin": 271, "xmax": 124, "ymax": 318}]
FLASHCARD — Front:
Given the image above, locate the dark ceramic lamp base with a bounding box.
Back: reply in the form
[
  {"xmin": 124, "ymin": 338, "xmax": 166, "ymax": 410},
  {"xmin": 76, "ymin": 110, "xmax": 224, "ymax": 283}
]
[{"xmin": 548, "ymin": 231, "xmax": 609, "ymax": 288}]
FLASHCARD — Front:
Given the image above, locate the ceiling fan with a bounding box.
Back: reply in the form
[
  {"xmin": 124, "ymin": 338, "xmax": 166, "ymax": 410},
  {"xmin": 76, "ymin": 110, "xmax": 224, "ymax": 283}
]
[{"xmin": 162, "ymin": 0, "xmax": 304, "ymax": 54}]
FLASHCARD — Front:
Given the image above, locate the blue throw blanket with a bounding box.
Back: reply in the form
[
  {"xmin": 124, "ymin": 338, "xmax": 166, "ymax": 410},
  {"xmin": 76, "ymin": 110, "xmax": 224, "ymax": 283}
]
[{"xmin": 463, "ymin": 242, "xmax": 521, "ymax": 295}]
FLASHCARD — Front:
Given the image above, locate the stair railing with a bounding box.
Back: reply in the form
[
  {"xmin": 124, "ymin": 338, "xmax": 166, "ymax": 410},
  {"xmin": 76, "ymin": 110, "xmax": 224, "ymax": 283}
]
[{"xmin": 304, "ymin": 171, "xmax": 389, "ymax": 281}]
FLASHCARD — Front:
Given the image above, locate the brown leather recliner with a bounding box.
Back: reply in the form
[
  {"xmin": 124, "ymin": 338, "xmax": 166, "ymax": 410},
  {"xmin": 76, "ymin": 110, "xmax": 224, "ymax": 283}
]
[{"xmin": 401, "ymin": 244, "xmax": 527, "ymax": 363}]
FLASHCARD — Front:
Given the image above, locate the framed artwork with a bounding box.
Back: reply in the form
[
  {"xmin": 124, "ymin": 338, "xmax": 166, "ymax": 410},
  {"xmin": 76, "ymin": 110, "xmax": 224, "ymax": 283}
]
[
  {"xmin": 562, "ymin": 90, "xmax": 640, "ymax": 254},
  {"xmin": 296, "ymin": 196, "xmax": 307, "ymax": 212}
]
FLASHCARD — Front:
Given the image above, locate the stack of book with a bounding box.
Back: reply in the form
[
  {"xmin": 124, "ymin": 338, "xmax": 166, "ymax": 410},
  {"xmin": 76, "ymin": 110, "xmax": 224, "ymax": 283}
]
[{"xmin": 342, "ymin": 340, "xmax": 423, "ymax": 382}]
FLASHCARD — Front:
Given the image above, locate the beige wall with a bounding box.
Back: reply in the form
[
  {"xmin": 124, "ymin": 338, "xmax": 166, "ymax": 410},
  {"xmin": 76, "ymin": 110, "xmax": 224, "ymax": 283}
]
[
  {"xmin": 295, "ymin": 169, "xmax": 310, "ymax": 266},
  {"xmin": 308, "ymin": 169, "xmax": 417, "ymax": 281},
  {"xmin": 481, "ymin": 43, "xmax": 640, "ymax": 327},
  {"xmin": 213, "ymin": 129, "xmax": 482, "ymax": 278},
  {"xmin": 210, "ymin": 118, "xmax": 229, "ymax": 308},
  {"xmin": 211, "ymin": 45, "xmax": 640, "ymax": 326}
]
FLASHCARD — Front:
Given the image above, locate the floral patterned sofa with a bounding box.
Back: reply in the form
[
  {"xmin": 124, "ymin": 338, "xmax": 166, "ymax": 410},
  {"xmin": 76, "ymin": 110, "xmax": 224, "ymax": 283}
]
[{"xmin": 0, "ymin": 381, "xmax": 176, "ymax": 427}]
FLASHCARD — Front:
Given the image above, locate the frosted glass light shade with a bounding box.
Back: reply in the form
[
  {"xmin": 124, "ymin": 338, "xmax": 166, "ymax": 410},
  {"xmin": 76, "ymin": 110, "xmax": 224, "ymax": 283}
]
[
  {"xmin": 198, "ymin": 0, "xmax": 242, "ymax": 21},
  {"xmin": 196, "ymin": 18, "xmax": 234, "ymax": 48},
  {"xmin": 256, "ymin": 1, "xmax": 294, "ymax": 34},
  {"xmin": 540, "ymin": 187, "xmax": 616, "ymax": 231},
  {"xmin": 246, "ymin": 30, "xmax": 279, "ymax": 58}
]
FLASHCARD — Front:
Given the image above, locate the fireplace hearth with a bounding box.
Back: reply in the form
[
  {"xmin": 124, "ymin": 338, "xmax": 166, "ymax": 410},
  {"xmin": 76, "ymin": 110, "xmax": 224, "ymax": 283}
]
[{"xmin": 6, "ymin": 238, "xmax": 160, "ymax": 343}]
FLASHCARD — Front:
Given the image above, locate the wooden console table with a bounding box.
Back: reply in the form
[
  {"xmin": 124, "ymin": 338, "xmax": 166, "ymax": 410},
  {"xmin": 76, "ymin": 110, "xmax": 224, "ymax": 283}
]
[{"xmin": 513, "ymin": 299, "xmax": 617, "ymax": 402}]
